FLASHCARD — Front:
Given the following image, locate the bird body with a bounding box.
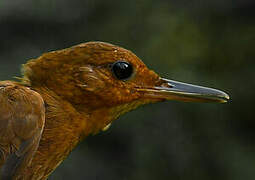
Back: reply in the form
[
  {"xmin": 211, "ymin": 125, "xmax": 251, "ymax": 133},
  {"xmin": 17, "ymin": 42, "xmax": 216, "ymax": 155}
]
[{"xmin": 0, "ymin": 42, "xmax": 229, "ymax": 179}]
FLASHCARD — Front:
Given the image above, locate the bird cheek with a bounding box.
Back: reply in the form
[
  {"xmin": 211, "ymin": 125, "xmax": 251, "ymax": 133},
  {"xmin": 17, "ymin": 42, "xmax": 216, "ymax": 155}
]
[
  {"xmin": 98, "ymin": 88, "xmax": 135, "ymax": 106},
  {"xmin": 79, "ymin": 74, "xmax": 106, "ymax": 92}
]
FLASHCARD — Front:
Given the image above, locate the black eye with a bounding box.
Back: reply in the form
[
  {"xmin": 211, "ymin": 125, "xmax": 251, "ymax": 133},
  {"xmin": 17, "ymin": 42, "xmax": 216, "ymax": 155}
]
[{"xmin": 111, "ymin": 61, "xmax": 133, "ymax": 80}]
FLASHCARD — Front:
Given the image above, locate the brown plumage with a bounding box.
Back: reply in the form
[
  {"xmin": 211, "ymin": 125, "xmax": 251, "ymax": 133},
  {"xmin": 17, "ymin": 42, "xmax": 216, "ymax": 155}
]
[{"xmin": 0, "ymin": 42, "xmax": 229, "ymax": 179}]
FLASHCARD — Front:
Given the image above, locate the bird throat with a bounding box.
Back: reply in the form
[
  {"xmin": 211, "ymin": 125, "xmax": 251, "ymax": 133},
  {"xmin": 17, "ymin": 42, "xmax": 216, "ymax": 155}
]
[{"xmin": 22, "ymin": 85, "xmax": 150, "ymax": 179}]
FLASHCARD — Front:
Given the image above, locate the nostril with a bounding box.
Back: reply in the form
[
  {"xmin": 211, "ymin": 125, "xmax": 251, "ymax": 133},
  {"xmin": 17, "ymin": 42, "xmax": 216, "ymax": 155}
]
[
  {"xmin": 157, "ymin": 78, "xmax": 175, "ymax": 88},
  {"xmin": 162, "ymin": 82, "xmax": 174, "ymax": 88}
]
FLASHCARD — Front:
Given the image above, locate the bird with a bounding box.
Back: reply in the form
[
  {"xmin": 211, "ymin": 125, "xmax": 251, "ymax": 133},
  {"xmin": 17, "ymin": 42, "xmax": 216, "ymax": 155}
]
[{"xmin": 0, "ymin": 41, "xmax": 229, "ymax": 180}]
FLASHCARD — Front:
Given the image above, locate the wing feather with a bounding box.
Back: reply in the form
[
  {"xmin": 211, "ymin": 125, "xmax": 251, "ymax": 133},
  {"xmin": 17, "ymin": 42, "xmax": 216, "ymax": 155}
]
[{"xmin": 0, "ymin": 81, "xmax": 45, "ymax": 180}]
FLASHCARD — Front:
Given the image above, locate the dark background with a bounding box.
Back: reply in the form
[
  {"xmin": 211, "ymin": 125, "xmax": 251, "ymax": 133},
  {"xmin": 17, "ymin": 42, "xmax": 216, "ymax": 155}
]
[{"xmin": 1, "ymin": 0, "xmax": 254, "ymax": 179}]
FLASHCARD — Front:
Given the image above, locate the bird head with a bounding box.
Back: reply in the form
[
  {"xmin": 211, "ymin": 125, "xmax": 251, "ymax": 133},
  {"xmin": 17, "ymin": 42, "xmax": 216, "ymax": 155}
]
[{"xmin": 22, "ymin": 42, "xmax": 229, "ymax": 131}]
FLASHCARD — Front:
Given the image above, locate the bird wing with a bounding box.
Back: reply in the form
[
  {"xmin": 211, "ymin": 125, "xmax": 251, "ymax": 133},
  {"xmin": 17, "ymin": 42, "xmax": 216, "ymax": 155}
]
[{"xmin": 0, "ymin": 81, "xmax": 45, "ymax": 179}]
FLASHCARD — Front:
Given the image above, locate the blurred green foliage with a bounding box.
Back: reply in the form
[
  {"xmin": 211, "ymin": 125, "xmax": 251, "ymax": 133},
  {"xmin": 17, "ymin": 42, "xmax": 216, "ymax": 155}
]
[{"xmin": 0, "ymin": 0, "xmax": 255, "ymax": 179}]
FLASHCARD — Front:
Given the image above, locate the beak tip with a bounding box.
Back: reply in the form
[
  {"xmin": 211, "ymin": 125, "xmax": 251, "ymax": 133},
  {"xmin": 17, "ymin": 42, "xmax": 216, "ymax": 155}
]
[{"xmin": 220, "ymin": 92, "xmax": 230, "ymax": 103}]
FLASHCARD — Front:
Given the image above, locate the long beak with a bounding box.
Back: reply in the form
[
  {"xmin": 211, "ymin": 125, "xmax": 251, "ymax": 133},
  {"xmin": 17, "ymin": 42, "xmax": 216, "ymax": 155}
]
[{"xmin": 138, "ymin": 78, "xmax": 230, "ymax": 103}]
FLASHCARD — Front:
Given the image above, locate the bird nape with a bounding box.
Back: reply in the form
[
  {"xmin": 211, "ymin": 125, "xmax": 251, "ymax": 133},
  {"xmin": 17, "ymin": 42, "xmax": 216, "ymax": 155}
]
[{"xmin": 0, "ymin": 42, "xmax": 229, "ymax": 180}]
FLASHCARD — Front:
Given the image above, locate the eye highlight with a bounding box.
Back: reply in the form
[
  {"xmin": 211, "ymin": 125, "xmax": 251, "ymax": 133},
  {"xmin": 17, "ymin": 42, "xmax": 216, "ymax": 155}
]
[{"xmin": 111, "ymin": 61, "xmax": 133, "ymax": 80}]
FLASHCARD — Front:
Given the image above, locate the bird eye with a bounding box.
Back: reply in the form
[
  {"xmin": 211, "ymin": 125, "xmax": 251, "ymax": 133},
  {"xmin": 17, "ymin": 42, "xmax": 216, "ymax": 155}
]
[{"xmin": 111, "ymin": 61, "xmax": 133, "ymax": 80}]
